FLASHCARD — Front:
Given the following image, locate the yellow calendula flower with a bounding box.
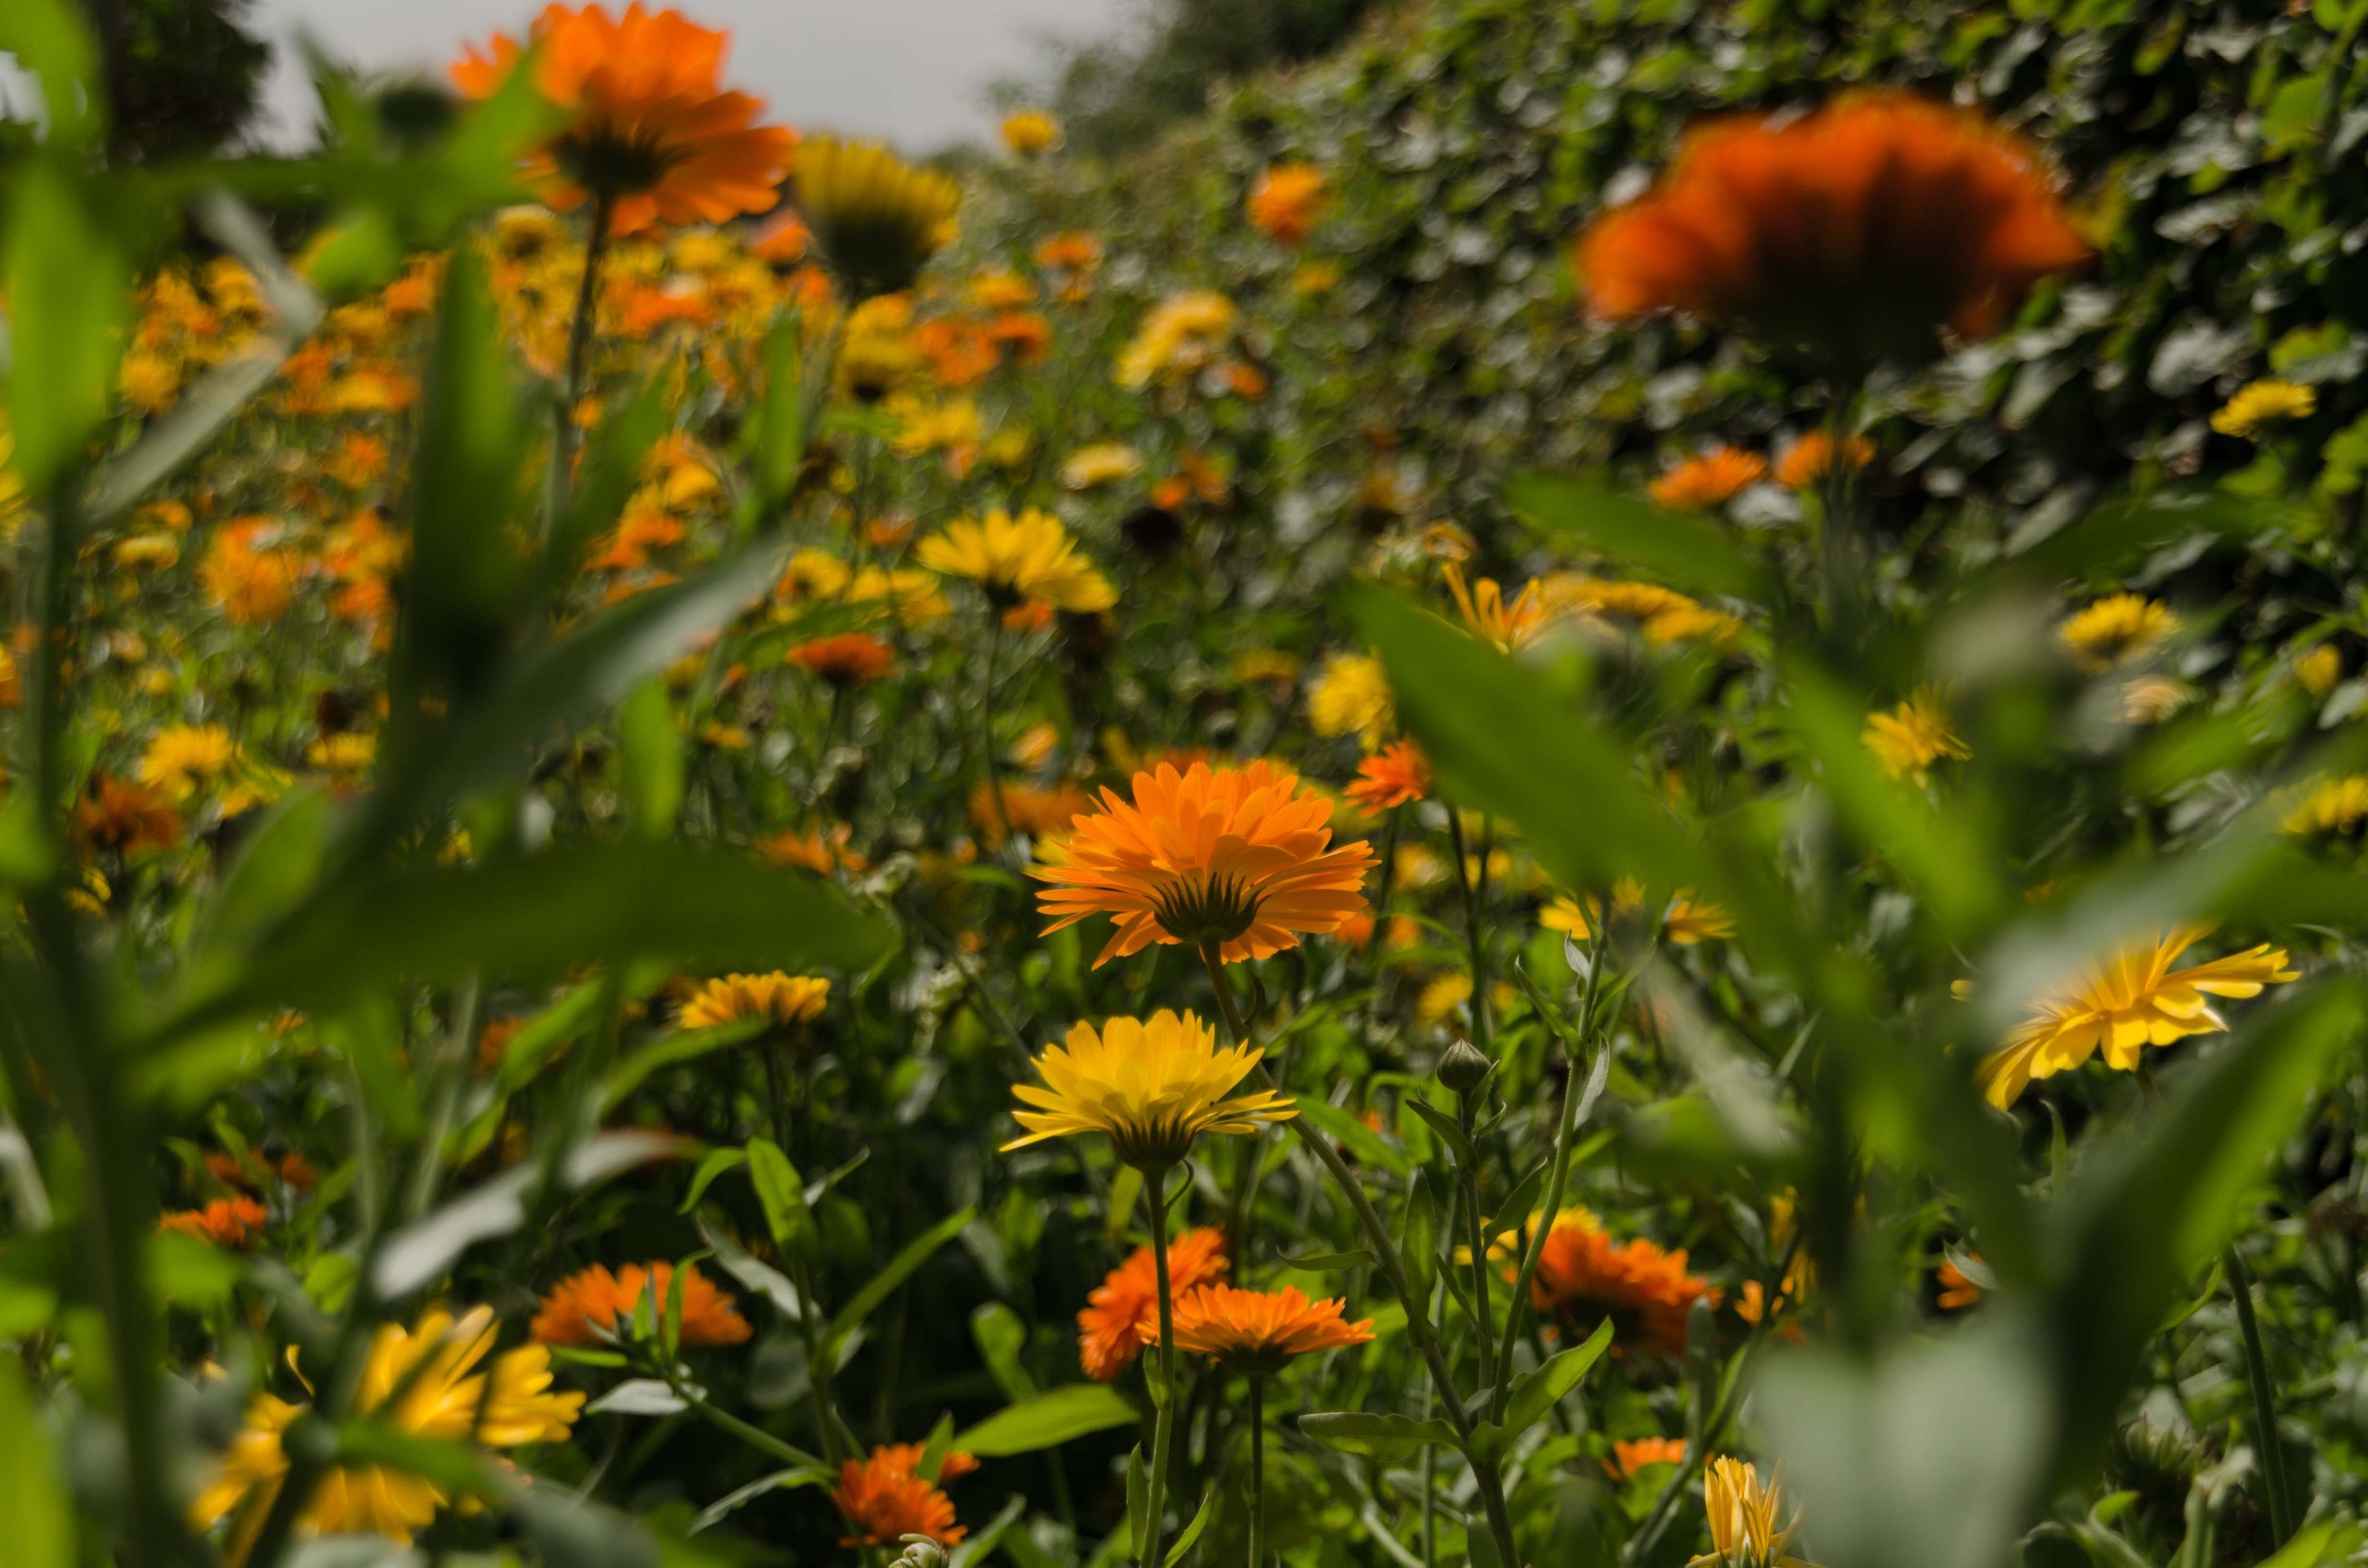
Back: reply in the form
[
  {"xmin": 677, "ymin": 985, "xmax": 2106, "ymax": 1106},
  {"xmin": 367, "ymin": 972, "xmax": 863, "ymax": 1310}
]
[
  {"xmin": 1544, "ymin": 876, "xmax": 1733, "ymax": 946},
  {"xmin": 1861, "ymin": 688, "xmax": 1970, "ymax": 782},
  {"xmin": 1115, "ymin": 291, "xmax": 1238, "ymax": 388},
  {"xmin": 916, "ymin": 507, "xmax": 1116, "ymax": 612},
  {"xmin": 1307, "ymin": 652, "xmax": 1394, "ymax": 746},
  {"xmin": 139, "ymin": 724, "xmax": 239, "ymax": 799},
  {"xmin": 677, "ymin": 972, "xmax": 830, "ymax": 1031},
  {"xmin": 1003, "ymin": 1009, "xmax": 1295, "ymax": 1170},
  {"xmin": 1446, "ymin": 564, "xmax": 1554, "ymax": 653},
  {"xmin": 2282, "ymin": 774, "xmax": 2368, "ymax": 837},
  {"xmin": 1690, "ymin": 1457, "xmax": 1814, "ymax": 1568},
  {"xmin": 1970, "ymin": 924, "xmax": 2298, "ymax": 1108},
  {"xmin": 796, "ymin": 137, "xmax": 961, "ymax": 298},
  {"xmin": 1000, "ymin": 109, "xmax": 1061, "ymax": 156},
  {"xmin": 1059, "ymin": 442, "xmax": 1143, "ymax": 491},
  {"xmin": 190, "ymin": 1307, "xmax": 582, "ymax": 1556},
  {"xmin": 2210, "ymin": 379, "xmax": 2315, "ymax": 439},
  {"xmin": 2058, "ymin": 593, "xmax": 2178, "ymax": 672},
  {"xmin": 2294, "ymin": 644, "xmax": 2341, "ymax": 697}
]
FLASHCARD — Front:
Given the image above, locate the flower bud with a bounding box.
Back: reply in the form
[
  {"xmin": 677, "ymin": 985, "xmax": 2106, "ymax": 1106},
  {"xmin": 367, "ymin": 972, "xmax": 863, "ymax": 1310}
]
[{"xmin": 1438, "ymin": 1037, "xmax": 1491, "ymax": 1095}]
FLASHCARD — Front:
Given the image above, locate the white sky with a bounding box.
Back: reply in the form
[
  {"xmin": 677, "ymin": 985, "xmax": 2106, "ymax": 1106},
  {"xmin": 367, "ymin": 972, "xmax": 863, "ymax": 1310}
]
[{"xmin": 244, "ymin": 0, "xmax": 1130, "ymax": 152}]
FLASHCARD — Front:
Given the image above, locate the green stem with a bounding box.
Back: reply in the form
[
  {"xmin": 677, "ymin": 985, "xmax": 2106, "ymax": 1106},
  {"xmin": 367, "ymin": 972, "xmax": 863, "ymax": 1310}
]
[
  {"xmin": 655, "ymin": 1355, "xmax": 827, "ymax": 1472},
  {"xmin": 1142, "ymin": 1165, "xmax": 1180, "ymax": 1568},
  {"xmin": 1456, "ymin": 1093, "xmax": 1496, "ymax": 1393},
  {"xmin": 1198, "ymin": 942, "xmax": 1523, "ymax": 1568},
  {"xmin": 1247, "ymin": 1374, "xmax": 1266, "ymax": 1568},
  {"xmin": 977, "ymin": 621, "xmax": 1017, "ymax": 851},
  {"xmin": 552, "ymin": 188, "xmax": 615, "ymax": 515},
  {"xmin": 2226, "ymin": 1243, "xmax": 2295, "ymax": 1547},
  {"xmin": 1445, "ymin": 810, "xmax": 1491, "ymax": 1054}
]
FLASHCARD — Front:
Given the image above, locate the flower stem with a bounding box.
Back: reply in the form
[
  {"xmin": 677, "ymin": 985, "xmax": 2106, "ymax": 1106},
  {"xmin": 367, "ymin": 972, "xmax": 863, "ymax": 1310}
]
[
  {"xmin": 1142, "ymin": 1164, "xmax": 1180, "ymax": 1567},
  {"xmin": 1198, "ymin": 942, "xmax": 1524, "ymax": 1568},
  {"xmin": 1456, "ymin": 1091, "xmax": 1496, "ymax": 1392},
  {"xmin": 1247, "ymin": 1374, "xmax": 1267, "ymax": 1568},
  {"xmin": 554, "ymin": 189, "xmax": 615, "ymax": 510},
  {"xmin": 977, "ymin": 621, "xmax": 1017, "ymax": 852},
  {"xmin": 1445, "ymin": 809, "xmax": 1491, "ymax": 1054},
  {"xmin": 2226, "ymin": 1243, "xmax": 2295, "ymax": 1547}
]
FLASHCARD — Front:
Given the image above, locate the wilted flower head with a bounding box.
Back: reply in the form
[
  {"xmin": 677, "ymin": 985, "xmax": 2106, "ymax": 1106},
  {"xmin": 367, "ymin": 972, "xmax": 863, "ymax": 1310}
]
[
  {"xmin": 1577, "ymin": 90, "xmax": 2089, "ymax": 366},
  {"xmin": 452, "ymin": 4, "xmax": 795, "ymax": 234}
]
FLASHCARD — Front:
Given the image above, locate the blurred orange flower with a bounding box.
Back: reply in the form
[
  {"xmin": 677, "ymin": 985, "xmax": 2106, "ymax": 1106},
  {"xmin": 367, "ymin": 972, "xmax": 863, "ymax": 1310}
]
[
  {"xmin": 1526, "ymin": 1209, "xmax": 1709, "ymax": 1357},
  {"xmin": 1345, "ymin": 739, "xmax": 1431, "ymax": 813},
  {"xmin": 833, "ymin": 1443, "xmax": 974, "ymax": 1547},
  {"xmin": 787, "ymin": 632, "xmax": 898, "ymax": 685},
  {"xmin": 1775, "ymin": 430, "xmax": 1875, "ymax": 490},
  {"xmin": 160, "ymin": 1196, "xmax": 270, "ymax": 1250},
  {"xmin": 1649, "ymin": 447, "xmax": 1767, "ymax": 510},
  {"xmin": 530, "ymin": 1260, "xmax": 752, "ymax": 1347},
  {"xmin": 1576, "ymin": 91, "xmax": 2089, "ymax": 363},
  {"xmin": 453, "ymin": 4, "xmax": 796, "ymax": 234},
  {"xmin": 1247, "ymin": 163, "xmax": 1327, "ymax": 246}
]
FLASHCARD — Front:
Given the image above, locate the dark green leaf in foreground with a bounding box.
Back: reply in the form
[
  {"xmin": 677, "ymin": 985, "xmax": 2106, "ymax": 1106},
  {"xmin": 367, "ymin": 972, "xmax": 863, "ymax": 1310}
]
[{"xmin": 1507, "ymin": 471, "xmax": 1765, "ymax": 600}]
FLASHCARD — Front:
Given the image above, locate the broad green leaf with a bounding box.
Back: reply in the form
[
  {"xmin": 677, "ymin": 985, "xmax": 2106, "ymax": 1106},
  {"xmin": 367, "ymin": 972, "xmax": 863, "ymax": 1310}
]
[
  {"xmin": 1163, "ymin": 1488, "xmax": 1217, "ymax": 1567},
  {"xmin": 696, "ymin": 1218, "xmax": 801, "ymax": 1321},
  {"xmin": 199, "ymin": 788, "xmax": 336, "ymax": 951},
  {"xmin": 0, "ymin": 0, "xmax": 101, "ymax": 150},
  {"xmin": 619, "ymin": 679, "xmax": 685, "ymax": 840},
  {"xmin": 602, "ymin": 1019, "xmax": 763, "ymax": 1111},
  {"xmin": 677, "ymin": 1149, "xmax": 747, "ymax": 1214},
  {"xmin": 1472, "ymin": 1319, "xmax": 1612, "ymax": 1459},
  {"xmin": 821, "ymin": 1206, "xmax": 976, "ymax": 1369},
  {"xmin": 373, "ymin": 1131, "xmax": 688, "ymax": 1297},
  {"xmin": 752, "ymin": 314, "xmax": 807, "ymax": 514},
  {"xmin": 158, "ymin": 843, "xmax": 890, "ymax": 1040},
  {"xmin": 971, "ymin": 1303, "xmax": 1038, "ymax": 1401},
  {"xmin": 2045, "ymin": 980, "xmax": 2362, "ymax": 1485},
  {"xmin": 686, "ymin": 1467, "xmax": 835, "ymax": 1535},
  {"xmin": 1298, "ymin": 1410, "xmax": 1462, "ymax": 1458},
  {"xmin": 955, "ymin": 1383, "xmax": 1138, "ymax": 1457},
  {"xmin": 1293, "ymin": 1098, "xmax": 1404, "ymax": 1173},
  {"xmin": 1277, "ymin": 1248, "xmax": 1374, "ymax": 1272},
  {"xmin": 5, "ymin": 160, "xmax": 131, "ymax": 497},
  {"xmin": 0, "ymin": 1359, "xmax": 70, "ymax": 1568},
  {"xmin": 1507, "ymin": 471, "xmax": 1764, "ymax": 599}
]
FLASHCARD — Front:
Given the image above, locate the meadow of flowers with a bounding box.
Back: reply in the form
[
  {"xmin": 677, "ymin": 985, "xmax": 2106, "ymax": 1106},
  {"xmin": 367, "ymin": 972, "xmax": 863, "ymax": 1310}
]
[{"xmin": 5, "ymin": 2, "xmax": 2368, "ymax": 1566}]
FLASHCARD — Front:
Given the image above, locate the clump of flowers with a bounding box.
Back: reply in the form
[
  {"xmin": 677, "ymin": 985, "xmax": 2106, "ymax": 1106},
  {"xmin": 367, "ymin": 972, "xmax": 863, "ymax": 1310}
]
[
  {"xmin": 1115, "ymin": 292, "xmax": 1239, "ymax": 389},
  {"xmin": 1080, "ymin": 1227, "xmax": 1229, "ymax": 1380}
]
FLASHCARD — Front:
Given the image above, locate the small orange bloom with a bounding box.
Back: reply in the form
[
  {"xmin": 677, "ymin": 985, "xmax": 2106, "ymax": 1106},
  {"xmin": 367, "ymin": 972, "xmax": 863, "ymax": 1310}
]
[
  {"xmin": 1612, "ymin": 1436, "xmax": 1688, "ymax": 1479},
  {"xmin": 1345, "ymin": 739, "xmax": 1431, "ymax": 813},
  {"xmin": 1078, "ymin": 1227, "xmax": 1229, "ymax": 1381},
  {"xmin": 1649, "ymin": 447, "xmax": 1768, "ymax": 510},
  {"xmin": 74, "ymin": 774, "xmax": 183, "ymax": 858},
  {"xmin": 787, "ymin": 632, "xmax": 898, "ymax": 685},
  {"xmin": 530, "ymin": 1260, "xmax": 752, "ymax": 1347},
  {"xmin": 452, "ymin": 4, "xmax": 796, "ymax": 235},
  {"xmin": 1146, "ymin": 1283, "xmax": 1376, "ymax": 1374},
  {"xmin": 1576, "ymin": 91, "xmax": 2089, "ymax": 364},
  {"xmin": 1033, "ymin": 760, "xmax": 1376, "ymax": 967},
  {"xmin": 1937, "ymin": 1254, "xmax": 1985, "ymax": 1312},
  {"xmin": 159, "ymin": 1196, "xmax": 270, "ymax": 1250},
  {"xmin": 1527, "ymin": 1209, "xmax": 1710, "ymax": 1358},
  {"xmin": 1246, "ymin": 163, "xmax": 1327, "ymax": 246},
  {"xmin": 833, "ymin": 1443, "xmax": 972, "ymax": 1547},
  {"xmin": 1775, "ymin": 431, "xmax": 1875, "ymax": 490},
  {"xmin": 971, "ymin": 779, "xmax": 1095, "ymax": 849}
]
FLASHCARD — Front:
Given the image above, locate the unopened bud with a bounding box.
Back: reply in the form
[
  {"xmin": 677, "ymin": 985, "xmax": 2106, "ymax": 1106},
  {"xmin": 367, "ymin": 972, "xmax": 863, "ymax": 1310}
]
[
  {"xmin": 1438, "ymin": 1038, "xmax": 1491, "ymax": 1095},
  {"xmin": 891, "ymin": 1539, "xmax": 948, "ymax": 1568}
]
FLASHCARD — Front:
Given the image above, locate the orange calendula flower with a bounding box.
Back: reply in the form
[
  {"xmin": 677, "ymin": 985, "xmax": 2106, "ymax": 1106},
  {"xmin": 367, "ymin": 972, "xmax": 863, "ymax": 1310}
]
[
  {"xmin": 1576, "ymin": 91, "xmax": 2089, "ymax": 365},
  {"xmin": 530, "ymin": 1260, "xmax": 752, "ymax": 1347},
  {"xmin": 1774, "ymin": 431, "xmax": 1875, "ymax": 491},
  {"xmin": 1936, "ymin": 1254, "xmax": 1985, "ymax": 1312},
  {"xmin": 1033, "ymin": 760, "xmax": 1376, "ymax": 966},
  {"xmin": 1970, "ymin": 924, "xmax": 2298, "ymax": 1108},
  {"xmin": 832, "ymin": 1443, "xmax": 974, "ymax": 1548},
  {"xmin": 1650, "ymin": 447, "xmax": 1768, "ymax": 510},
  {"xmin": 1612, "ymin": 1436, "xmax": 1689, "ymax": 1479},
  {"xmin": 159, "ymin": 1196, "xmax": 270, "ymax": 1250},
  {"xmin": 1146, "ymin": 1283, "xmax": 1376, "ymax": 1374},
  {"xmin": 1246, "ymin": 163, "xmax": 1327, "ymax": 246},
  {"xmin": 1445, "ymin": 564, "xmax": 1554, "ymax": 653},
  {"xmin": 677, "ymin": 972, "xmax": 830, "ymax": 1031},
  {"xmin": 971, "ymin": 779, "xmax": 1095, "ymax": 849},
  {"xmin": 74, "ymin": 774, "xmax": 183, "ymax": 858},
  {"xmin": 787, "ymin": 631, "xmax": 898, "ymax": 685},
  {"xmin": 452, "ymin": 5, "xmax": 795, "ymax": 235},
  {"xmin": 1345, "ymin": 739, "xmax": 1431, "ymax": 813},
  {"xmin": 1524, "ymin": 1208, "xmax": 1710, "ymax": 1357},
  {"xmin": 1079, "ymin": 1227, "xmax": 1229, "ymax": 1381}
]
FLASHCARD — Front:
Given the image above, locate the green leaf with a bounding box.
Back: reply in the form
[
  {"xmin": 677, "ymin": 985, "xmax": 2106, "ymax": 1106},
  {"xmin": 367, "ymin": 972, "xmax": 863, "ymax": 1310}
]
[
  {"xmin": 619, "ymin": 679, "xmax": 685, "ymax": 840},
  {"xmin": 199, "ymin": 789, "xmax": 337, "ymax": 951},
  {"xmin": 1126, "ymin": 1445, "xmax": 1150, "ymax": 1561},
  {"xmin": 0, "ymin": 0, "xmax": 101, "ymax": 150},
  {"xmin": 752, "ymin": 315, "xmax": 808, "ymax": 514},
  {"xmin": 686, "ymin": 1466, "xmax": 836, "ymax": 1535},
  {"xmin": 971, "ymin": 1303, "xmax": 1038, "ymax": 1401},
  {"xmin": 4, "ymin": 159, "xmax": 132, "ymax": 497},
  {"xmin": 0, "ymin": 1360, "xmax": 71, "ymax": 1568},
  {"xmin": 547, "ymin": 374, "xmax": 671, "ymax": 590},
  {"xmin": 1277, "ymin": 1248, "xmax": 1374, "ymax": 1272},
  {"xmin": 677, "ymin": 1149, "xmax": 747, "ymax": 1215},
  {"xmin": 159, "ymin": 843, "xmax": 890, "ymax": 1040},
  {"xmin": 2045, "ymin": 979, "xmax": 2363, "ymax": 1486},
  {"xmin": 373, "ymin": 1130, "xmax": 688, "ymax": 1297},
  {"xmin": 1468, "ymin": 1320, "xmax": 1612, "ymax": 1459},
  {"xmin": 1298, "ymin": 1410, "xmax": 1462, "ymax": 1458},
  {"xmin": 1404, "ymin": 1097, "xmax": 1477, "ymax": 1166},
  {"xmin": 820, "ymin": 1207, "xmax": 976, "ymax": 1370},
  {"xmin": 1507, "ymin": 471, "xmax": 1764, "ymax": 599},
  {"xmin": 1293, "ymin": 1098, "xmax": 1404, "ymax": 1173},
  {"xmin": 1163, "ymin": 1488, "xmax": 1218, "ymax": 1567},
  {"xmin": 955, "ymin": 1383, "xmax": 1139, "ymax": 1457},
  {"xmin": 746, "ymin": 1138, "xmax": 818, "ymax": 1257}
]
